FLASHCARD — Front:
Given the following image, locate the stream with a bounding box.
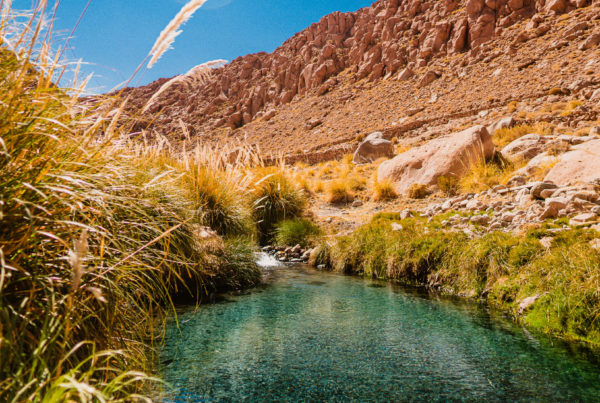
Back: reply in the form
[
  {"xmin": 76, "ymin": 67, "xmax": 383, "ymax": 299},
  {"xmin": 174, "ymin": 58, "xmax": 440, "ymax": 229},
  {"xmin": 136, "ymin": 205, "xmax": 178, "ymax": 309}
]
[{"xmin": 160, "ymin": 255, "xmax": 600, "ymax": 402}]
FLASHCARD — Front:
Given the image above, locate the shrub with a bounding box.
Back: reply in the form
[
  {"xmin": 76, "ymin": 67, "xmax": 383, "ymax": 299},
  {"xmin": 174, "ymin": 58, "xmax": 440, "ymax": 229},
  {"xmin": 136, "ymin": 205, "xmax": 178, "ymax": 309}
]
[
  {"xmin": 407, "ymin": 183, "xmax": 429, "ymax": 199},
  {"xmin": 274, "ymin": 218, "xmax": 322, "ymax": 248},
  {"xmin": 372, "ymin": 180, "xmax": 398, "ymax": 201}
]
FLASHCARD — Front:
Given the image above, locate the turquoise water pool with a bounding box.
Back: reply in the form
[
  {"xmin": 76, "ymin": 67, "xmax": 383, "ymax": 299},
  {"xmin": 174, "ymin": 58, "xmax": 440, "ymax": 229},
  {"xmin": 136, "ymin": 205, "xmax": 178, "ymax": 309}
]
[{"xmin": 160, "ymin": 262, "xmax": 600, "ymax": 402}]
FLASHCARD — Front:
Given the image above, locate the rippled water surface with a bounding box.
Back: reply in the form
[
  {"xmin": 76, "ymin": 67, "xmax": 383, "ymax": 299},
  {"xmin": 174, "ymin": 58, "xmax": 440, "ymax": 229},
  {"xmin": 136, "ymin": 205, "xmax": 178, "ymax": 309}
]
[{"xmin": 161, "ymin": 264, "xmax": 600, "ymax": 402}]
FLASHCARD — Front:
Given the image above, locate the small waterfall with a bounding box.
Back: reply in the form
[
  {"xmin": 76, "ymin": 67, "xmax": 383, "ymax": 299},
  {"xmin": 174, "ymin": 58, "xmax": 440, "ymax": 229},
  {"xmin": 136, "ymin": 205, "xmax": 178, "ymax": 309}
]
[{"xmin": 255, "ymin": 252, "xmax": 282, "ymax": 268}]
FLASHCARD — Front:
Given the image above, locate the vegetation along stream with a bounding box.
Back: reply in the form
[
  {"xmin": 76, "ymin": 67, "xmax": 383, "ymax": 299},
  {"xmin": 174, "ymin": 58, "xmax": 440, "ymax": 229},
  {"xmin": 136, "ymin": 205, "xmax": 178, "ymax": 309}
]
[{"xmin": 160, "ymin": 255, "xmax": 600, "ymax": 402}]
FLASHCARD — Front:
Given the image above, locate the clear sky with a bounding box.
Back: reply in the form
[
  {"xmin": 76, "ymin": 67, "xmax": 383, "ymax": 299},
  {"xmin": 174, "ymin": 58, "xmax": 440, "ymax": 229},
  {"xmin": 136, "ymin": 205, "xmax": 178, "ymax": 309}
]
[{"xmin": 15, "ymin": 0, "xmax": 373, "ymax": 92}]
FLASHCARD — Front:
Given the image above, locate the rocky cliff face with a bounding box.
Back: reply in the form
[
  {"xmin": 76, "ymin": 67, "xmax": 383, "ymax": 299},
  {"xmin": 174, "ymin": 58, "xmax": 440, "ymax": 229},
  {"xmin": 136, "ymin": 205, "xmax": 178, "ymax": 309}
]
[{"xmin": 120, "ymin": 0, "xmax": 598, "ymax": 158}]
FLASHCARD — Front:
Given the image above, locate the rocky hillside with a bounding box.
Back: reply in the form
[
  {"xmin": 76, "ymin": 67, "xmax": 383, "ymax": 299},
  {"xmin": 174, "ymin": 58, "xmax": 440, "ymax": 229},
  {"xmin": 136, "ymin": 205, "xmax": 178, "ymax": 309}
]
[{"xmin": 120, "ymin": 0, "xmax": 600, "ymax": 162}]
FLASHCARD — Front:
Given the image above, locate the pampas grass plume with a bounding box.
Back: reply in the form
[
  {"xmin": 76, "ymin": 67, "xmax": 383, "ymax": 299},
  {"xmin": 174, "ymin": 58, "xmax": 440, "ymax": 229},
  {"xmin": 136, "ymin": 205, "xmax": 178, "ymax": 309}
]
[{"xmin": 147, "ymin": 0, "xmax": 208, "ymax": 68}]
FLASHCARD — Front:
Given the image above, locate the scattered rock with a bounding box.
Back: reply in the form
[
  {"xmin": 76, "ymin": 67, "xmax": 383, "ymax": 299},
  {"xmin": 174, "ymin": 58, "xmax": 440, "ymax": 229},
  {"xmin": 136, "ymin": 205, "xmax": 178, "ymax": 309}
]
[
  {"xmin": 470, "ymin": 215, "xmax": 491, "ymax": 225},
  {"xmin": 305, "ymin": 118, "xmax": 322, "ymax": 130},
  {"xmin": 579, "ymin": 33, "xmax": 600, "ymax": 50},
  {"xmin": 507, "ymin": 175, "xmax": 527, "ymax": 187},
  {"xmin": 418, "ymin": 70, "xmax": 441, "ymax": 87},
  {"xmin": 501, "ymin": 134, "xmax": 548, "ymax": 161},
  {"xmin": 391, "ymin": 223, "xmax": 404, "ymax": 231},
  {"xmin": 352, "ymin": 132, "xmax": 394, "ymax": 164},
  {"xmin": 397, "ymin": 67, "xmax": 414, "ymax": 81},
  {"xmin": 400, "ymin": 210, "xmax": 412, "ymax": 220},
  {"xmin": 518, "ymin": 294, "xmax": 543, "ymax": 315},
  {"xmin": 531, "ymin": 182, "xmax": 558, "ymax": 199},
  {"xmin": 571, "ymin": 212, "xmax": 598, "ymax": 225}
]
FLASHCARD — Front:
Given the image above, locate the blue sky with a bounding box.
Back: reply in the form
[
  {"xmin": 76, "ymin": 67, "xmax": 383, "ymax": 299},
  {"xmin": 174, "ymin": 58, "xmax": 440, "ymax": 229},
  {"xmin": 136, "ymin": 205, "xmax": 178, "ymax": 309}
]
[{"xmin": 17, "ymin": 0, "xmax": 373, "ymax": 92}]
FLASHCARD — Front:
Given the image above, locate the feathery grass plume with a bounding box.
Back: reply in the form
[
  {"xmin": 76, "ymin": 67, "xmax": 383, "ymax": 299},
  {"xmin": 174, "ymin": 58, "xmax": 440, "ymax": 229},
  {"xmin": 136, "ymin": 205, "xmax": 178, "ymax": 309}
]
[
  {"xmin": 142, "ymin": 59, "xmax": 227, "ymax": 113},
  {"xmin": 147, "ymin": 0, "xmax": 208, "ymax": 68}
]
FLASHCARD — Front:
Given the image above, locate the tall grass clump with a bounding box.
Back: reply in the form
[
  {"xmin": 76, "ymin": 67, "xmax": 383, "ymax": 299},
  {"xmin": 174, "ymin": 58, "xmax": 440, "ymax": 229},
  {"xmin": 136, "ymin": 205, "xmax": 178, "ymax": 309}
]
[
  {"xmin": 0, "ymin": 3, "xmax": 261, "ymax": 401},
  {"xmin": 250, "ymin": 166, "xmax": 307, "ymax": 244},
  {"xmin": 326, "ymin": 179, "xmax": 354, "ymax": 204},
  {"xmin": 274, "ymin": 218, "xmax": 322, "ymax": 248},
  {"xmin": 372, "ymin": 180, "xmax": 398, "ymax": 201},
  {"xmin": 459, "ymin": 153, "xmax": 516, "ymax": 193}
]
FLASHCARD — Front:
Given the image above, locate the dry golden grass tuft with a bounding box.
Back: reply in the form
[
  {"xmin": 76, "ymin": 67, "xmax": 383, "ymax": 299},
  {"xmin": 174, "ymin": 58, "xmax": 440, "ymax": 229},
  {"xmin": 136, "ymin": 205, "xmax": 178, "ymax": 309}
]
[
  {"xmin": 326, "ymin": 179, "xmax": 354, "ymax": 204},
  {"xmin": 547, "ymin": 141, "xmax": 570, "ymax": 156},
  {"xmin": 437, "ymin": 175, "xmax": 460, "ymax": 196},
  {"xmin": 407, "ymin": 183, "xmax": 429, "ymax": 199},
  {"xmin": 548, "ymin": 87, "xmax": 564, "ymax": 95},
  {"xmin": 458, "ymin": 155, "xmax": 518, "ymax": 193},
  {"xmin": 395, "ymin": 144, "xmax": 411, "ymax": 154},
  {"xmin": 372, "ymin": 180, "xmax": 398, "ymax": 201},
  {"xmin": 560, "ymin": 99, "xmax": 583, "ymax": 117},
  {"xmin": 493, "ymin": 123, "xmax": 554, "ymax": 147}
]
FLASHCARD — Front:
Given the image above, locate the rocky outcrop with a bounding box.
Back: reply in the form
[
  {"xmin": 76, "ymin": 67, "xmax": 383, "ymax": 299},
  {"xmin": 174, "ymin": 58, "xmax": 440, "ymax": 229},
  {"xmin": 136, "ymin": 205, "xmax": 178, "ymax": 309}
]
[
  {"xmin": 377, "ymin": 125, "xmax": 495, "ymax": 195},
  {"xmin": 544, "ymin": 140, "xmax": 600, "ymax": 186},
  {"xmin": 352, "ymin": 132, "xmax": 394, "ymax": 164},
  {"xmin": 118, "ymin": 0, "xmax": 595, "ymax": 140}
]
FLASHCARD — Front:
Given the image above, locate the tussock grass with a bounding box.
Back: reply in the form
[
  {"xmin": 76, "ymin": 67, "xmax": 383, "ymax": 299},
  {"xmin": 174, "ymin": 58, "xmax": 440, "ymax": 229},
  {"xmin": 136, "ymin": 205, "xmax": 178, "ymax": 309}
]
[
  {"xmin": 326, "ymin": 179, "xmax": 354, "ymax": 204},
  {"xmin": 320, "ymin": 214, "xmax": 600, "ymax": 345},
  {"xmin": 459, "ymin": 154, "xmax": 518, "ymax": 193},
  {"xmin": 437, "ymin": 175, "xmax": 460, "ymax": 196},
  {"xmin": 0, "ymin": 3, "xmax": 271, "ymax": 400},
  {"xmin": 407, "ymin": 183, "xmax": 429, "ymax": 199},
  {"xmin": 560, "ymin": 99, "xmax": 583, "ymax": 117},
  {"xmin": 250, "ymin": 166, "xmax": 307, "ymax": 244},
  {"xmin": 372, "ymin": 180, "xmax": 398, "ymax": 201}
]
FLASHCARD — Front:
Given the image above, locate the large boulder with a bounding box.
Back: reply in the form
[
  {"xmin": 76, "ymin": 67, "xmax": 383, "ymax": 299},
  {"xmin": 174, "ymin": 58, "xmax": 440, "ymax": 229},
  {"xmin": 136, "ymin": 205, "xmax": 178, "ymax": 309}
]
[
  {"xmin": 544, "ymin": 140, "xmax": 600, "ymax": 186},
  {"xmin": 501, "ymin": 133, "xmax": 549, "ymax": 161},
  {"xmin": 377, "ymin": 125, "xmax": 495, "ymax": 195},
  {"xmin": 352, "ymin": 132, "xmax": 394, "ymax": 164}
]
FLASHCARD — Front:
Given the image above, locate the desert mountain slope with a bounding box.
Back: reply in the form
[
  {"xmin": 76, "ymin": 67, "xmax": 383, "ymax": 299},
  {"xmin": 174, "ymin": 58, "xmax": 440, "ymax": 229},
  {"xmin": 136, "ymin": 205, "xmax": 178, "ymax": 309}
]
[{"xmin": 121, "ymin": 0, "xmax": 600, "ymax": 161}]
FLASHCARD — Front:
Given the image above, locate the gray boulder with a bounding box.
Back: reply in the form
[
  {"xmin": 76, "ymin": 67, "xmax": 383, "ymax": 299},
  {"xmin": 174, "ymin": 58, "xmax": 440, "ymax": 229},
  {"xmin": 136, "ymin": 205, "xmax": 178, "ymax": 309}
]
[{"xmin": 353, "ymin": 132, "xmax": 394, "ymax": 164}]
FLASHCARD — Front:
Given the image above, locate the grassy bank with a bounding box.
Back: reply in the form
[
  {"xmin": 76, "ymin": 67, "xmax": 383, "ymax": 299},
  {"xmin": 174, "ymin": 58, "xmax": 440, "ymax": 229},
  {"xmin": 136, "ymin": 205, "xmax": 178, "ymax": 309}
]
[
  {"xmin": 0, "ymin": 5, "xmax": 305, "ymax": 401},
  {"xmin": 314, "ymin": 213, "xmax": 600, "ymax": 345}
]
